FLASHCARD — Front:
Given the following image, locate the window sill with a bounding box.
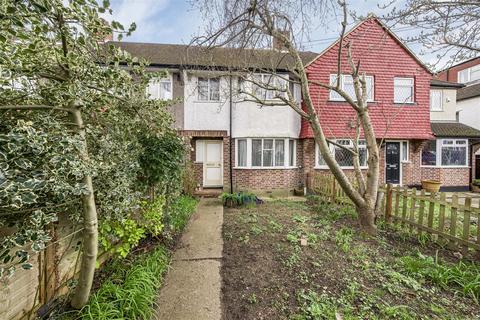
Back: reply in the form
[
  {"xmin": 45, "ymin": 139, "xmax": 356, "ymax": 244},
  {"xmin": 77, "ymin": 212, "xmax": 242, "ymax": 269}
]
[
  {"xmin": 315, "ymin": 166, "xmax": 368, "ymax": 170},
  {"xmin": 420, "ymin": 165, "xmax": 469, "ymax": 169},
  {"xmin": 393, "ymin": 102, "xmax": 416, "ymax": 106},
  {"xmin": 194, "ymin": 100, "xmax": 222, "ymax": 103},
  {"xmin": 234, "ymin": 166, "xmax": 299, "ymax": 170},
  {"xmin": 327, "ymin": 100, "xmax": 376, "ymax": 104}
]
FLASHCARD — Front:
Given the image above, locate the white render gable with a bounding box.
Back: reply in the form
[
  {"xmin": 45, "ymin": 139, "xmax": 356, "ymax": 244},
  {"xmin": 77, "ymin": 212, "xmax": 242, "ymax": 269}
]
[{"xmin": 182, "ymin": 70, "xmax": 301, "ymax": 138}]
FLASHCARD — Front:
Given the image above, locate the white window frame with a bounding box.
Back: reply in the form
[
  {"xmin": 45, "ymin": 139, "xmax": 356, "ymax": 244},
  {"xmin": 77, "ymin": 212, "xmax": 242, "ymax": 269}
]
[
  {"xmin": 146, "ymin": 75, "xmax": 173, "ymax": 100},
  {"xmin": 329, "ymin": 74, "xmax": 374, "ymax": 102},
  {"xmin": 252, "ymin": 73, "xmax": 288, "ymax": 101},
  {"xmin": 195, "ymin": 140, "xmax": 204, "ymax": 162},
  {"xmin": 315, "ymin": 139, "xmax": 368, "ymax": 169},
  {"xmin": 421, "ymin": 139, "xmax": 468, "ymax": 168},
  {"xmin": 234, "ymin": 138, "xmax": 297, "ymax": 169},
  {"xmin": 394, "ymin": 77, "xmax": 415, "ymax": 104},
  {"xmin": 430, "ymin": 89, "xmax": 443, "ymax": 112},
  {"xmin": 458, "ymin": 65, "xmax": 480, "ymax": 84},
  {"xmin": 197, "ymin": 77, "xmax": 220, "ymax": 101}
]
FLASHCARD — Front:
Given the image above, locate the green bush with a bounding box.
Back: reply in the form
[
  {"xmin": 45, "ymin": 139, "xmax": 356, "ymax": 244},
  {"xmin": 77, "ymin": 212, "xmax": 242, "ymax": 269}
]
[
  {"xmin": 221, "ymin": 192, "xmax": 257, "ymax": 207},
  {"xmin": 472, "ymin": 179, "xmax": 480, "ymax": 187},
  {"xmin": 165, "ymin": 195, "xmax": 198, "ymax": 234},
  {"xmin": 74, "ymin": 246, "xmax": 170, "ymax": 319}
]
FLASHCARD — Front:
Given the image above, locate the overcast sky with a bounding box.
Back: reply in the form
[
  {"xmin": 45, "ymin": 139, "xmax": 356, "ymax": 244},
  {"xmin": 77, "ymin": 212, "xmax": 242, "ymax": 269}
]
[{"xmin": 105, "ymin": 0, "xmax": 436, "ymax": 65}]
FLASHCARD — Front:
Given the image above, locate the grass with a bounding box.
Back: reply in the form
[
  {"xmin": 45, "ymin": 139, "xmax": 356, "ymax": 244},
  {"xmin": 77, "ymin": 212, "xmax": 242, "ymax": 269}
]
[
  {"xmin": 221, "ymin": 197, "xmax": 480, "ymax": 319},
  {"xmin": 64, "ymin": 247, "xmax": 170, "ymax": 320}
]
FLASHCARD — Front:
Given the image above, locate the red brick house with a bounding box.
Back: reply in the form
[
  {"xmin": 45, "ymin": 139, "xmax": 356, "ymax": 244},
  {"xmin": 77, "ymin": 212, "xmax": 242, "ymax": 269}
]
[{"xmin": 301, "ymin": 17, "xmax": 480, "ymax": 190}]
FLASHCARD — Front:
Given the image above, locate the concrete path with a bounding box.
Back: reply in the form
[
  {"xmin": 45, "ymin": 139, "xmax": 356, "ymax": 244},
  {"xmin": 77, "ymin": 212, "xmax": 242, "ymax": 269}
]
[{"xmin": 153, "ymin": 198, "xmax": 223, "ymax": 320}]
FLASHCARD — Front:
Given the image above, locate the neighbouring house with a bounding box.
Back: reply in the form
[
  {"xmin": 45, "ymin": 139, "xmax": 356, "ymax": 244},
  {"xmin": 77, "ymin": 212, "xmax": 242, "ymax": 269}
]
[
  {"xmin": 112, "ymin": 41, "xmax": 316, "ymax": 194},
  {"xmin": 437, "ymin": 58, "xmax": 480, "ymax": 182},
  {"xmin": 113, "ymin": 16, "xmax": 480, "ymax": 193}
]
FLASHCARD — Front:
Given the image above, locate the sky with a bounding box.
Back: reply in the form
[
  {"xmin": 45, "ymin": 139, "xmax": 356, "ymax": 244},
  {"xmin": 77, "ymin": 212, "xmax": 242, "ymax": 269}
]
[{"xmin": 105, "ymin": 0, "xmax": 433, "ymax": 64}]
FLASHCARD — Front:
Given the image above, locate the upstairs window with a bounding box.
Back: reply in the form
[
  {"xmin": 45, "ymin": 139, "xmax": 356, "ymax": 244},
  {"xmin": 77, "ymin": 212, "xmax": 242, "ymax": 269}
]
[
  {"xmin": 329, "ymin": 74, "xmax": 374, "ymax": 102},
  {"xmin": 252, "ymin": 74, "xmax": 287, "ymax": 100},
  {"xmin": 198, "ymin": 77, "xmax": 220, "ymax": 101},
  {"xmin": 147, "ymin": 77, "xmax": 172, "ymax": 100},
  {"xmin": 394, "ymin": 77, "xmax": 414, "ymax": 103},
  {"xmin": 458, "ymin": 65, "xmax": 480, "ymax": 84},
  {"xmin": 430, "ymin": 90, "xmax": 443, "ymax": 111}
]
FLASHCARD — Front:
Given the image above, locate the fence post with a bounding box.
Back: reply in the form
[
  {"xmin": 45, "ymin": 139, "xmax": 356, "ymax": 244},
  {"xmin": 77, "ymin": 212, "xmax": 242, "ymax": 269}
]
[
  {"xmin": 331, "ymin": 176, "xmax": 336, "ymax": 203},
  {"xmin": 385, "ymin": 183, "xmax": 393, "ymax": 223},
  {"xmin": 462, "ymin": 197, "xmax": 472, "ymax": 255}
]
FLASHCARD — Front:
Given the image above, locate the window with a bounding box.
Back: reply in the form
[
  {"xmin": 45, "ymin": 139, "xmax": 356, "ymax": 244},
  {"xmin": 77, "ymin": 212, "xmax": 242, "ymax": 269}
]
[
  {"xmin": 394, "ymin": 77, "xmax": 414, "ymax": 103},
  {"xmin": 237, "ymin": 138, "xmax": 295, "ymax": 168},
  {"xmin": 237, "ymin": 139, "xmax": 247, "ymax": 167},
  {"xmin": 329, "ymin": 74, "xmax": 374, "ymax": 102},
  {"xmin": 430, "ymin": 90, "xmax": 443, "ymax": 111},
  {"xmin": 458, "ymin": 65, "xmax": 480, "ymax": 84},
  {"xmin": 441, "ymin": 139, "xmax": 467, "ymax": 166},
  {"xmin": 252, "ymin": 74, "xmax": 287, "ymax": 100},
  {"xmin": 422, "ymin": 139, "xmax": 468, "ymax": 167},
  {"xmin": 401, "ymin": 141, "xmax": 409, "ymax": 162},
  {"xmin": 195, "ymin": 140, "xmax": 204, "ymax": 162},
  {"xmin": 147, "ymin": 77, "xmax": 172, "ymax": 100},
  {"xmin": 198, "ymin": 77, "xmax": 220, "ymax": 101},
  {"xmin": 316, "ymin": 140, "xmax": 367, "ymax": 168},
  {"xmin": 289, "ymin": 139, "xmax": 295, "ymax": 166}
]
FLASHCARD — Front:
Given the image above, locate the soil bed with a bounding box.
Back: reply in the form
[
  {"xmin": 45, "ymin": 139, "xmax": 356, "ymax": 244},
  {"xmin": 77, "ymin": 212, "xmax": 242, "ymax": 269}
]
[{"xmin": 221, "ymin": 198, "xmax": 480, "ymax": 319}]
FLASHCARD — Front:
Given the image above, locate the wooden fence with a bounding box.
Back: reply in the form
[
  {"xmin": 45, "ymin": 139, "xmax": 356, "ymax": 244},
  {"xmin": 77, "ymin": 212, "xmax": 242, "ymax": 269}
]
[{"xmin": 307, "ymin": 172, "xmax": 480, "ymax": 253}]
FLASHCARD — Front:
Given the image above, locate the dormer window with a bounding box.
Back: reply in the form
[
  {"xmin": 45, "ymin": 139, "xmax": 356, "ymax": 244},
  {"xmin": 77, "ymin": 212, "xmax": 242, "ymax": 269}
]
[{"xmin": 430, "ymin": 89, "xmax": 443, "ymax": 111}]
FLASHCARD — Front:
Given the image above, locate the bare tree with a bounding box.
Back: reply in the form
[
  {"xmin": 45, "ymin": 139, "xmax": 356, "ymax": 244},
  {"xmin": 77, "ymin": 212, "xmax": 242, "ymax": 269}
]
[
  {"xmin": 191, "ymin": 0, "xmax": 382, "ymax": 235},
  {"xmin": 383, "ymin": 0, "xmax": 480, "ymax": 66}
]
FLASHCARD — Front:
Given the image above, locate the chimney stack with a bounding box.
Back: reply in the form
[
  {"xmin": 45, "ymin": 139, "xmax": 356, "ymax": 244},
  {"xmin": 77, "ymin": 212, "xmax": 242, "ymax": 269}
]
[{"xmin": 272, "ymin": 30, "xmax": 290, "ymax": 52}]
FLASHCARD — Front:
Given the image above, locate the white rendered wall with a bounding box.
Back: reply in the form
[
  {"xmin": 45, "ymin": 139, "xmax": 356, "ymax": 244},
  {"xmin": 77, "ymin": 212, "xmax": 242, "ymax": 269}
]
[
  {"xmin": 183, "ymin": 72, "xmax": 301, "ymax": 138},
  {"xmin": 458, "ymin": 96, "xmax": 480, "ymax": 130},
  {"xmin": 430, "ymin": 88, "xmax": 457, "ymax": 122}
]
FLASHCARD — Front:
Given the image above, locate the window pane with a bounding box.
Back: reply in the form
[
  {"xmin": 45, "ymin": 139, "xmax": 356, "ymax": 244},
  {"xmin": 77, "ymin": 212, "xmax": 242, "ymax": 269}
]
[
  {"xmin": 237, "ymin": 139, "xmax": 247, "ymax": 167},
  {"xmin": 342, "ymin": 75, "xmax": 355, "ymax": 97},
  {"xmin": 335, "ymin": 147, "xmax": 354, "ymax": 166},
  {"xmin": 275, "ymin": 140, "xmax": 285, "ymax": 166},
  {"xmin": 147, "ymin": 81, "xmax": 159, "ymax": 99},
  {"xmin": 471, "ymin": 65, "xmax": 480, "ymax": 82},
  {"xmin": 366, "ymin": 76, "xmax": 374, "ymax": 101},
  {"xmin": 198, "ymin": 78, "xmax": 208, "ymax": 100},
  {"xmin": 289, "ymin": 140, "xmax": 295, "ymax": 166},
  {"xmin": 458, "ymin": 69, "xmax": 468, "ymax": 83},
  {"xmin": 422, "ymin": 140, "xmax": 437, "ymax": 166},
  {"xmin": 430, "ymin": 90, "xmax": 442, "ymax": 111},
  {"xmin": 441, "ymin": 146, "xmax": 466, "ymax": 166},
  {"xmin": 160, "ymin": 80, "xmax": 172, "ymax": 99},
  {"xmin": 253, "ymin": 74, "xmax": 266, "ymax": 99},
  {"xmin": 402, "ymin": 142, "xmax": 408, "ymax": 161},
  {"xmin": 263, "ymin": 139, "xmax": 273, "ymax": 167},
  {"xmin": 252, "ymin": 139, "xmax": 262, "ymax": 166},
  {"xmin": 317, "ymin": 147, "xmax": 326, "ymax": 166},
  {"xmin": 359, "ymin": 148, "xmax": 367, "ymax": 166},
  {"xmin": 329, "ymin": 74, "xmax": 343, "ymax": 100},
  {"xmin": 394, "ymin": 77, "xmax": 414, "ymax": 103},
  {"xmin": 209, "ymin": 78, "xmax": 220, "ymax": 100}
]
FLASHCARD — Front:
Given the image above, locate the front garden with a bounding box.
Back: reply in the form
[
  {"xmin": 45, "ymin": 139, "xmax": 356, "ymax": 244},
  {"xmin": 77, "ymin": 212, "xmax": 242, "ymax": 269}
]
[{"xmin": 222, "ymin": 197, "xmax": 480, "ymax": 319}]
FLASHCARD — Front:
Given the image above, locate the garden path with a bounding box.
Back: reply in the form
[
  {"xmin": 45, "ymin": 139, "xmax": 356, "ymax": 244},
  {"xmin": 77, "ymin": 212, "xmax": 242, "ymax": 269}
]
[{"xmin": 153, "ymin": 198, "xmax": 223, "ymax": 320}]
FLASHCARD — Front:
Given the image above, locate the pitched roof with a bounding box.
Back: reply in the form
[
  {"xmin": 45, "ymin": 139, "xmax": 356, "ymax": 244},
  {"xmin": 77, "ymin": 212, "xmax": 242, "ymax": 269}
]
[
  {"xmin": 457, "ymin": 82, "xmax": 480, "ymax": 101},
  {"xmin": 430, "ymin": 79, "xmax": 464, "ymax": 89},
  {"xmin": 108, "ymin": 41, "xmax": 318, "ymax": 70},
  {"xmin": 305, "ymin": 15, "xmax": 432, "ymax": 74},
  {"xmin": 431, "ymin": 122, "xmax": 480, "ymax": 138}
]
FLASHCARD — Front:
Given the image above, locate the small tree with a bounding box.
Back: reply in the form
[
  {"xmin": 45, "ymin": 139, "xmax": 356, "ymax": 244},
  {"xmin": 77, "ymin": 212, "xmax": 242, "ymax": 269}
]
[
  {"xmin": 0, "ymin": 0, "xmax": 173, "ymax": 308},
  {"xmin": 384, "ymin": 0, "xmax": 480, "ymax": 66},
  {"xmin": 192, "ymin": 0, "xmax": 383, "ymax": 234}
]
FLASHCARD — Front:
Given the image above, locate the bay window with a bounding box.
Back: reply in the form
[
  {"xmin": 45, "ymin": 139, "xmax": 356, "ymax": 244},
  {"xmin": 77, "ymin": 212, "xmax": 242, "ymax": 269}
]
[
  {"xmin": 316, "ymin": 140, "xmax": 367, "ymax": 168},
  {"xmin": 394, "ymin": 77, "xmax": 414, "ymax": 103},
  {"xmin": 422, "ymin": 139, "xmax": 468, "ymax": 167},
  {"xmin": 236, "ymin": 138, "xmax": 296, "ymax": 168},
  {"xmin": 329, "ymin": 74, "xmax": 374, "ymax": 102}
]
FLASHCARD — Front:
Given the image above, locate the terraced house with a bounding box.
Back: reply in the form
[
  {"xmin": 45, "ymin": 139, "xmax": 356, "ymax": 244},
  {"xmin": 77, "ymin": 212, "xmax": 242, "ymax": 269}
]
[{"xmin": 114, "ymin": 16, "xmax": 480, "ymax": 193}]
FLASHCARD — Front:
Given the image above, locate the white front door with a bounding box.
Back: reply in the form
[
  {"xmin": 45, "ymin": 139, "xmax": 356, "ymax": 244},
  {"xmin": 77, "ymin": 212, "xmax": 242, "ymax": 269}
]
[{"xmin": 203, "ymin": 140, "xmax": 223, "ymax": 187}]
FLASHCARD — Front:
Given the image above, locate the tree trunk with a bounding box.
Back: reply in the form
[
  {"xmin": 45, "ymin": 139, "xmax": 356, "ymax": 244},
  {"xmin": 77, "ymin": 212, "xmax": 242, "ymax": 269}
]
[
  {"xmin": 70, "ymin": 107, "xmax": 99, "ymax": 309},
  {"xmin": 357, "ymin": 205, "xmax": 377, "ymax": 236}
]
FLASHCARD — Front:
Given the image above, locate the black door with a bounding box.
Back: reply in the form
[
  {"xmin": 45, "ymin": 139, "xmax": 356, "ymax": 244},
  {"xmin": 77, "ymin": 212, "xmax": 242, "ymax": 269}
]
[{"xmin": 386, "ymin": 142, "xmax": 401, "ymax": 184}]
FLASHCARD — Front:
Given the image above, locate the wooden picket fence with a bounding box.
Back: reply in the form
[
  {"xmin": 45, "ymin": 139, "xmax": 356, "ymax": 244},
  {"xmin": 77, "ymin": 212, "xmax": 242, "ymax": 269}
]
[{"xmin": 307, "ymin": 172, "xmax": 480, "ymax": 252}]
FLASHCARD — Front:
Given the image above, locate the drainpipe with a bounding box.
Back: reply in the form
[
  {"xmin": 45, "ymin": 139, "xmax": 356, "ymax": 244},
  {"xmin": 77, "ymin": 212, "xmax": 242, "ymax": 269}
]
[{"xmin": 229, "ymin": 72, "xmax": 234, "ymax": 193}]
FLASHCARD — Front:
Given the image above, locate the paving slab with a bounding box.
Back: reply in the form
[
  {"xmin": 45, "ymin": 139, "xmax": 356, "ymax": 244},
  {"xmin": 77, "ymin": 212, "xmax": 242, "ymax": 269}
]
[{"xmin": 153, "ymin": 198, "xmax": 223, "ymax": 320}]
